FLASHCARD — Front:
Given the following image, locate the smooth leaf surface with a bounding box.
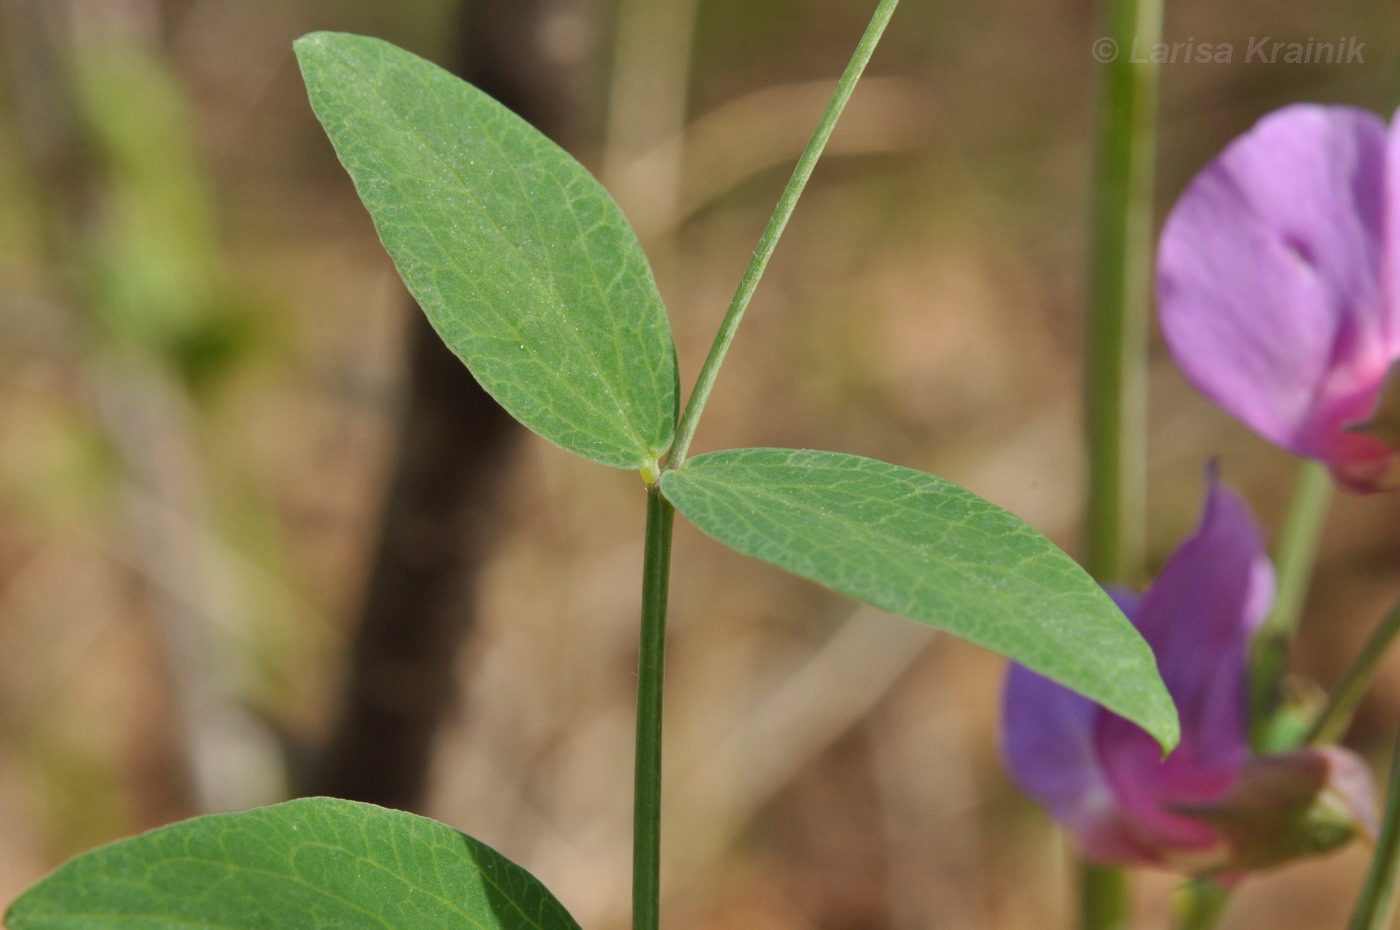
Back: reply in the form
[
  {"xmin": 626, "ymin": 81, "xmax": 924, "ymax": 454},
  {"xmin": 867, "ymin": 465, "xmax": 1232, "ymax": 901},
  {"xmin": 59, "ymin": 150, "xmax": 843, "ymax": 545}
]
[
  {"xmin": 5, "ymin": 797, "xmax": 582, "ymax": 930},
  {"xmin": 295, "ymin": 32, "xmax": 677, "ymax": 470},
  {"xmin": 660, "ymin": 448, "xmax": 1178, "ymax": 749}
]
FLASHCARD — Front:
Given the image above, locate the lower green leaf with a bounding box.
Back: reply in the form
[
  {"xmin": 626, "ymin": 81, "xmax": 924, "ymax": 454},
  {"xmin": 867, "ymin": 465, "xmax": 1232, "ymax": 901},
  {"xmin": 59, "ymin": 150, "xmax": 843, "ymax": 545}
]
[
  {"xmin": 660, "ymin": 448, "xmax": 1178, "ymax": 751},
  {"xmin": 4, "ymin": 797, "xmax": 581, "ymax": 930}
]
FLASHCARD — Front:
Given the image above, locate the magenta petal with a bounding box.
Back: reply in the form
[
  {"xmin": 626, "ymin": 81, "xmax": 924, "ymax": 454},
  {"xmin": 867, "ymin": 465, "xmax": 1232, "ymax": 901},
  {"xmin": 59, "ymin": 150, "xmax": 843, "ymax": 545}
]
[
  {"xmin": 1002, "ymin": 664, "xmax": 1155, "ymax": 863},
  {"xmin": 1158, "ymin": 105, "xmax": 1394, "ymax": 474},
  {"xmin": 1134, "ymin": 474, "xmax": 1273, "ymax": 725},
  {"xmin": 1095, "ymin": 475, "xmax": 1272, "ymax": 852}
]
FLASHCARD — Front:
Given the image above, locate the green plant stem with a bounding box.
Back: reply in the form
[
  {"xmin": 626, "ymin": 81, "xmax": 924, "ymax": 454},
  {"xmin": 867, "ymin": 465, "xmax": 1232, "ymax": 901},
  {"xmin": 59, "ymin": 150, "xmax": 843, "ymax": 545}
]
[
  {"xmin": 1080, "ymin": 865, "xmax": 1130, "ymax": 930},
  {"xmin": 1081, "ymin": 0, "xmax": 1161, "ymax": 587},
  {"xmin": 1348, "ymin": 730, "xmax": 1400, "ymax": 930},
  {"xmin": 667, "ymin": 0, "xmax": 900, "ymax": 466},
  {"xmin": 1175, "ymin": 878, "xmax": 1230, "ymax": 930},
  {"xmin": 633, "ymin": 487, "xmax": 675, "ymax": 930},
  {"xmin": 1306, "ymin": 598, "xmax": 1400, "ymax": 747},
  {"xmin": 634, "ymin": 5, "xmax": 901, "ymax": 923},
  {"xmin": 1249, "ymin": 460, "xmax": 1333, "ymax": 748},
  {"xmin": 1079, "ymin": 0, "xmax": 1161, "ymax": 924}
]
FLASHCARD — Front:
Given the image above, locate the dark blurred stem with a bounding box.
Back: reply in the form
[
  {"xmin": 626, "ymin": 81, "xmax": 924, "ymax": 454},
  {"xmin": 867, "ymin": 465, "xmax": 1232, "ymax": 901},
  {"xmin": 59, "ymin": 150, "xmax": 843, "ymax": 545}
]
[
  {"xmin": 1249, "ymin": 460, "xmax": 1332, "ymax": 748},
  {"xmin": 306, "ymin": 317, "xmax": 517, "ymax": 807},
  {"xmin": 1348, "ymin": 730, "xmax": 1400, "ymax": 930},
  {"xmin": 307, "ymin": 0, "xmax": 590, "ymax": 807},
  {"xmin": 1080, "ymin": 0, "xmax": 1161, "ymax": 922},
  {"xmin": 634, "ymin": 487, "xmax": 675, "ymax": 930},
  {"xmin": 1306, "ymin": 596, "xmax": 1400, "ymax": 747}
]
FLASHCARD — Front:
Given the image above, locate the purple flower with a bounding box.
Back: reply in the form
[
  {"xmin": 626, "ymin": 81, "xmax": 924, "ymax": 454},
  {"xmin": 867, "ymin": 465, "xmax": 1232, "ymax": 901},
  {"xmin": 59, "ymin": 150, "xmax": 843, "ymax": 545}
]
[
  {"xmin": 1001, "ymin": 475, "xmax": 1373, "ymax": 871},
  {"xmin": 1156, "ymin": 104, "xmax": 1400, "ymax": 491}
]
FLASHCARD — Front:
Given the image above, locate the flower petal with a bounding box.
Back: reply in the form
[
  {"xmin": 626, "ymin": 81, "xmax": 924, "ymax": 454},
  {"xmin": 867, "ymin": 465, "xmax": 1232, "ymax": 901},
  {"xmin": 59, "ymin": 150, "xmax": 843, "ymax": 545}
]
[
  {"xmin": 1094, "ymin": 474, "xmax": 1273, "ymax": 853},
  {"xmin": 1158, "ymin": 105, "xmax": 1393, "ymax": 479},
  {"xmin": 1002, "ymin": 663, "xmax": 1157, "ymax": 863}
]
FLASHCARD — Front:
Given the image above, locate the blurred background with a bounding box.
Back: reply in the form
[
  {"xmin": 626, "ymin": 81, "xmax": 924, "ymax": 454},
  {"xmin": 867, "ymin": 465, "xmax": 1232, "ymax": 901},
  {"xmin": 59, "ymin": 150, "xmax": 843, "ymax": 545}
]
[{"xmin": 2, "ymin": 0, "xmax": 1399, "ymax": 927}]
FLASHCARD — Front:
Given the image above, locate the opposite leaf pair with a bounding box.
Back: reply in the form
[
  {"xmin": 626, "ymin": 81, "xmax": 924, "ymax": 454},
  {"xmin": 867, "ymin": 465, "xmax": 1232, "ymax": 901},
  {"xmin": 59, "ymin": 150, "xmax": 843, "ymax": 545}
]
[
  {"xmin": 296, "ymin": 32, "xmax": 1177, "ymax": 744},
  {"xmin": 4, "ymin": 29, "xmax": 1185, "ymax": 930}
]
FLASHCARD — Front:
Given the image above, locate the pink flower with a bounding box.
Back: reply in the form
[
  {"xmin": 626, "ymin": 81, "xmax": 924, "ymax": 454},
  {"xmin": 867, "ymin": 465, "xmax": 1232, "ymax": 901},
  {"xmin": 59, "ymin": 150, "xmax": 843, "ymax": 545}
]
[
  {"xmin": 1157, "ymin": 104, "xmax": 1400, "ymax": 491},
  {"xmin": 1001, "ymin": 475, "xmax": 1373, "ymax": 871}
]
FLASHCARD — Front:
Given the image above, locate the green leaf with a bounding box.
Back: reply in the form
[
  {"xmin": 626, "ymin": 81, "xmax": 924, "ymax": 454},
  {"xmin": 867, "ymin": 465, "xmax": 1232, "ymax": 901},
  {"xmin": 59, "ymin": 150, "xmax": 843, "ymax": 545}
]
[
  {"xmin": 294, "ymin": 32, "xmax": 677, "ymax": 471},
  {"xmin": 4, "ymin": 797, "xmax": 582, "ymax": 930},
  {"xmin": 660, "ymin": 448, "xmax": 1178, "ymax": 750}
]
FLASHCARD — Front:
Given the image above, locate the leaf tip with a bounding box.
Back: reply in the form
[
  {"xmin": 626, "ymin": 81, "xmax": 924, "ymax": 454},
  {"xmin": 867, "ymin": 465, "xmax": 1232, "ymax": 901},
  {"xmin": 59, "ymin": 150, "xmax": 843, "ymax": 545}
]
[
  {"xmin": 292, "ymin": 30, "xmax": 361, "ymax": 67},
  {"xmin": 1154, "ymin": 699, "xmax": 1182, "ymax": 758},
  {"xmin": 292, "ymin": 30, "xmax": 328, "ymax": 54}
]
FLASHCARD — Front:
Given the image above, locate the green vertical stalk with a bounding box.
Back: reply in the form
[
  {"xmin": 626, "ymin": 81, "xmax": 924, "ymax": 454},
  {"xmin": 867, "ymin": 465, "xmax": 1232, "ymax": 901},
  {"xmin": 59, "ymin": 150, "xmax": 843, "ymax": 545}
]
[
  {"xmin": 1080, "ymin": 865, "xmax": 1131, "ymax": 930},
  {"xmin": 1080, "ymin": 0, "xmax": 1161, "ymax": 924},
  {"xmin": 1175, "ymin": 879, "xmax": 1230, "ymax": 930},
  {"xmin": 1249, "ymin": 459, "xmax": 1333, "ymax": 747},
  {"xmin": 1348, "ymin": 731, "xmax": 1400, "ymax": 930},
  {"xmin": 633, "ymin": 4, "xmax": 903, "ymax": 925},
  {"xmin": 633, "ymin": 487, "xmax": 675, "ymax": 930},
  {"xmin": 1082, "ymin": 0, "xmax": 1161, "ymax": 586}
]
